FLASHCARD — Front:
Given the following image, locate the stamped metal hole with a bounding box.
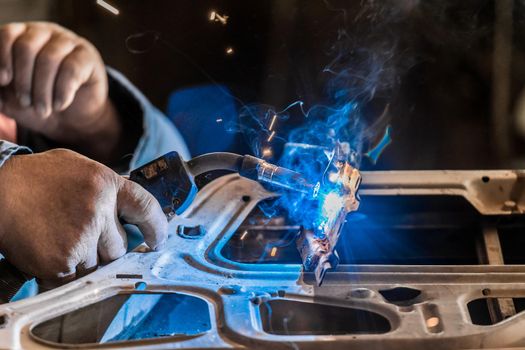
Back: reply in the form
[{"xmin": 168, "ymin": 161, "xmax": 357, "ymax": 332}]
[
  {"xmin": 134, "ymin": 281, "xmax": 147, "ymax": 290},
  {"xmin": 31, "ymin": 293, "xmax": 211, "ymax": 344},
  {"xmin": 422, "ymin": 304, "xmax": 443, "ymax": 333},
  {"xmin": 468, "ymin": 297, "xmax": 525, "ymax": 325},
  {"xmin": 177, "ymin": 225, "xmax": 206, "ymax": 239},
  {"xmin": 260, "ymin": 299, "xmax": 390, "ymax": 335},
  {"xmin": 379, "ymin": 287, "xmax": 422, "ymax": 306}
]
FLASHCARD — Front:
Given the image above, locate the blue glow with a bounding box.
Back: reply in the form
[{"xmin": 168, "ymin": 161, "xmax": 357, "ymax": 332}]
[
  {"xmin": 313, "ymin": 191, "xmax": 345, "ymax": 239},
  {"xmin": 312, "ymin": 181, "xmax": 321, "ymax": 198},
  {"xmin": 249, "ymin": 99, "xmax": 361, "ymax": 234},
  {"xmin": 235, "ymin": 27, "xmax": 392, "ymax": 234},
  {"xmin": 321, "ymin": 192, "xmax": 344, "ymax": 222}
]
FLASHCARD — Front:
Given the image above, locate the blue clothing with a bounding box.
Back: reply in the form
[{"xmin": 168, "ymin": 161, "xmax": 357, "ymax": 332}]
[
  {"xmin": 166, "ymin": 84, "xmax": 239, "ymax": 156},
  {"xmin": 0, "ymin": 140, "xmax": 31, "ymax": 167},
  {"xmin": 106, "ymin": 67, "xmax": 190, "ymax": 169},
  {"xmin": 1, "ymin": 68, "xmax": 189, "ymax": 301}
]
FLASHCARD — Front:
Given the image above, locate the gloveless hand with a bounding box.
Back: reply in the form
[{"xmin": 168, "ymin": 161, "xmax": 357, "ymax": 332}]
[
  {"xmin": 0, "ymin": 149, "xmax": 168, "ymax": 285},
  {"xmin": 0, "ymin": 22, "xmax": 121, "ymax": 163}
]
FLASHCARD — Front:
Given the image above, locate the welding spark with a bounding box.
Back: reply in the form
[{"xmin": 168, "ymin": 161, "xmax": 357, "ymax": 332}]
[
  {"xmin": 270, "ymin": 247, "xmax": 278, "ymax": 257},
  {"xmin": 96, "ymin": 0, "xmax": 119, "ymax": 15},
  {"xmin": 267, "ymin": 131, "xmax": 276, "ymax": 142},
  {"xmin": 209, "ymin": 10, "xmax": 229, "ymax": 25},
  {"xmin": 268, "ymin": 114, "xmax": 277, "ymax": 131},
  {"xmin": 240, "ymin": 230, "xmax": 248, "ymax": 240},
  {"xmin": 225, "ymin": 47, "xmax": 234, "ymax": 55},
  {"xmin": 262, "ymin": 148, "xmax": 273, "ymax": 158}
]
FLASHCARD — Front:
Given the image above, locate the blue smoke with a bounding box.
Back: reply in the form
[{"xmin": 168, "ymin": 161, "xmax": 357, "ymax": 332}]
[
  {"xmin": 231, "ymin": 1, "xmax": 404, "ymax": 237},
  {"xmin": 237, "ymin": 96, "xmax": 364, "ymax": 234}
]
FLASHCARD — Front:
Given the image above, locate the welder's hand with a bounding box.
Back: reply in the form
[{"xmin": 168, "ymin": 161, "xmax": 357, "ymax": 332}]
[
  {"xmin": 0, "ymin": 22, "xmax": 120, "ymax": 163},
  {"xmin": 0, "ymin": 149, "xmax": 168, "ymax": 284}
]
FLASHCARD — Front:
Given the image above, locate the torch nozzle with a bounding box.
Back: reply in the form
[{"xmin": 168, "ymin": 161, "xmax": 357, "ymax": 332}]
[{"xmin": 240, "ymin": 155, "xmax": 316, "ymax": 195}]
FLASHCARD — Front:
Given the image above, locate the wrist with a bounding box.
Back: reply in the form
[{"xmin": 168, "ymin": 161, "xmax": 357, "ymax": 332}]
[
  {"xmin": 53, "ymin": 99, "xmax": 123, "ymax": 164},
  {"xmin": 80, "ymin": 99, "xmax": 123, "ymax": 161}
]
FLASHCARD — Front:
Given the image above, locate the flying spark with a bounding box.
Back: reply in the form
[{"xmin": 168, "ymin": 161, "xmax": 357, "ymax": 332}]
[
  {"xmin": 225, "ymin": 47, "xmax": 234, "ymax": 55},
  {"xmin": 268, "ymin": 114, "xmax": 277, "ymax": 131},
  {"xmin": 216, "ymin": 118, "xmax": 223, "ymax": 123},
  {"xmin": 96, "ymin": 0, "xmax": 119, "ymax": 15},
  {"xmin": 267, "ymin": 131, "xmax": 276, "ymax": 142},
  {"xmin": 209, "ymin": 10, "xmax": 229, "ymax": 25},
  {"xmin": 262, "ymin": 148, "xmax": 273, "ymax": 158},
  {"xmin": 270, "ymin": 247, "xmax": 278, "ymax": 257},
  {"xmin": 240, "ymin": 230, "xmax": 248, "ymax": 240}
]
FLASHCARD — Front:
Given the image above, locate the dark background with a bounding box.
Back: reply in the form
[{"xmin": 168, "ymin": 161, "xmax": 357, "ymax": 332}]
[{"xmin": 4, "ymin": 0, "xmax": 525, "ymax": 170}]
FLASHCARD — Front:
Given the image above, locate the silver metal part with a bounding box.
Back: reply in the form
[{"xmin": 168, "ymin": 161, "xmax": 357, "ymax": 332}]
[
  {"xmin": 255, "ymin": 160, "xmax": 315, "ymax": 195},
  {"xmin": 2, "ymin": 170, "xmax": 525, "ymax": 349}
]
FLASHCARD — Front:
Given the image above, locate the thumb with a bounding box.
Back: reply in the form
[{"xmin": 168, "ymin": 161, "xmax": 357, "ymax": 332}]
[{"xmin": 117, "ymin": 179, "xmax": 168, "ymax": 250}]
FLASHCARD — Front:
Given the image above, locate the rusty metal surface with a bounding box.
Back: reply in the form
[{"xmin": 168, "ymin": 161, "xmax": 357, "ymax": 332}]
[{"xmin": 1, "ymin": 170, "xmax": 525, "ymax": 349}]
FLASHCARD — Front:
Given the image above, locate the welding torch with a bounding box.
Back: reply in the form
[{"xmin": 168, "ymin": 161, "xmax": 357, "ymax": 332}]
[
  {"xmin": 0, "ymin": 151, "xmax": 358, "ymax": 302},
  {"xmin": 128, "ymin": 151, "xmax": 317, "ymax": 220},
  {"xmin": 0, "ymin": 151, "xmax": 315, "ymax": 303},
  {"xmin": 130, "ymin": 151, "xmax": 361, "ymax": 286}
]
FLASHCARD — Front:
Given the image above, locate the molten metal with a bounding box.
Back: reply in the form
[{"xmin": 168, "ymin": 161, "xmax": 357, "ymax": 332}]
[{"xmin": 298, "ymin": 162, "xmax": 361, "ymax": 286}]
